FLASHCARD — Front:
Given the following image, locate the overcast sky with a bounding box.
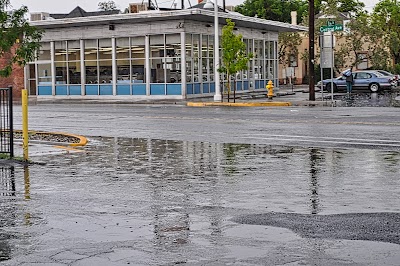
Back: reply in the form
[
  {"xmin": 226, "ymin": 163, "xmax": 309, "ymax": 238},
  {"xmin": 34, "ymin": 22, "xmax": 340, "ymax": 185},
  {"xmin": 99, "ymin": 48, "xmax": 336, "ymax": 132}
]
[{"xmin": 9, "ymin": 0, "xmax": 379, "ymax": 14}]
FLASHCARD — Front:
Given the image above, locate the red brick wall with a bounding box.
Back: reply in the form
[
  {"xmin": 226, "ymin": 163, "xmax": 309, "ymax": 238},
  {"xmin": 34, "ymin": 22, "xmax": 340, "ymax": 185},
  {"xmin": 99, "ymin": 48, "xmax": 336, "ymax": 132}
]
[{"xmin": 0, "ymin": 46, "xmax": 25, "ymax": 99}]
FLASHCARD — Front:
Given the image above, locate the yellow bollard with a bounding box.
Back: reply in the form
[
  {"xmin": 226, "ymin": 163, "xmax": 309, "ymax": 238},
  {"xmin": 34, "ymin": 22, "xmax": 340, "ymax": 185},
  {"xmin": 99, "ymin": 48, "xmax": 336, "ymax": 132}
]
[
  {"xmin": 266, "ymin": 80, "xmax": 274, "ymax": 99},
  {"xmin": 22, "ymin": 89, "xmax": 29, "ymax": 161}
]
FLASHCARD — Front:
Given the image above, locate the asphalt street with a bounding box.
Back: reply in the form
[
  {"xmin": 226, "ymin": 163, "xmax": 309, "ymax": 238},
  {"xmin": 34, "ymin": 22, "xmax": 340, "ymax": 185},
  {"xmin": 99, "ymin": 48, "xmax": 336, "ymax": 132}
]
[{"xmin": 1, "ymin": 101, "xmax": 400, "ymax": 265}]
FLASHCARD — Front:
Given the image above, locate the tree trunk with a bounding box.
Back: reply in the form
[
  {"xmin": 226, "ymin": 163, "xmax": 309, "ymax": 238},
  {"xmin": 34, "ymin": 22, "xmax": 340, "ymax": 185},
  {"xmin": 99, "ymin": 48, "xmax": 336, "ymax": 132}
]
[
  {"xmin": 227, "ymin": 73, "xmax": 231, "ymax": 103},
  {"xmin": 394, "ymin": 52, "xmax": 400, "ymax": 65},
  {"xmin": 233, "ymin": 77, "xmax": 236, "ymax": 103}
]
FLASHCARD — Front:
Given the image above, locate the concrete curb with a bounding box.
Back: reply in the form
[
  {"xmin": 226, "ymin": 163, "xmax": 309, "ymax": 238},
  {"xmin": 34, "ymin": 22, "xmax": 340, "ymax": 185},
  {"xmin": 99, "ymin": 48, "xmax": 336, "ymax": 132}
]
[
  {"xmin": 13, "ymin": 130, "xmax": 88, "ymax": 147},
  {"xmin": 187, "ymin": 101, "xmax": 292, "ymax": 107}
]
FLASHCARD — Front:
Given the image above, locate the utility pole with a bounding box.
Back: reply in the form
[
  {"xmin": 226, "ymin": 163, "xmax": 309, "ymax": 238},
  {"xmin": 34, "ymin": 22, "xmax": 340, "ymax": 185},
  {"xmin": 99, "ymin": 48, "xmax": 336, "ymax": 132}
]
[{"xmin": 308, "ymin": 0, "xmax": 315, "ymax": 101}]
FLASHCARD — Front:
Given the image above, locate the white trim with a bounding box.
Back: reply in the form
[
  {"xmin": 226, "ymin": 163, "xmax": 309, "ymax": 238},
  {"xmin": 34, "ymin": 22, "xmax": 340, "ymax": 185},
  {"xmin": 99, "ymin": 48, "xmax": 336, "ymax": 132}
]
[
  {"xmin": 180, "ymin": 32, "xmax": 186, "ymax": 98},
  {"xmin": 80, "ymin": 39, "xmax": 85, "ymax": 95},
  {"xmin": 112, "ymin": 37, "xmax": 117, "ymax": 96},
  {"xmin": 31, "ymin": 9, "xmax": 307, "ymax": 33},
  {"xmin": 50, "ymin": 41, "xmax": 55, "ymax": 96},
  {"xmin": 145, "ymin": 35, "xmax": 150, "ymax": 96}
]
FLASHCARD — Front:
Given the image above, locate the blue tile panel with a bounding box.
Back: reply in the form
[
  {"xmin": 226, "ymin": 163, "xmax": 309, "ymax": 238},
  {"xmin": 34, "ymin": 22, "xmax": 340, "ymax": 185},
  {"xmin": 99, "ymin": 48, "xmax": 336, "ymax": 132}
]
[
  {"xmin": 85, "ymin": 85, "xmax": 98, "ymax": 95},
  {"xmin": 38, "ymin": 86, "xmax": 52, "ymax": 95},
  {"xmin": 55, "ymin": 86, "xmax": 68, "ymax": 95},
  {"xmin": 70, "ymin": 85, "xmax": 82, "ymax": 95},
  {"xmin": 100, "ymin": 85, "xmax": 113, "ymax": 95},
  {"xmin": 132, "ymin": 84, "xmax": 146, "ymax": 95},
  {"xmin": 166, "ymin": 84, "xmax": 181, "ymax": 95},
  {"xmin": 150, "ymin": 84, "xmax": 165, "ymax": 95}
]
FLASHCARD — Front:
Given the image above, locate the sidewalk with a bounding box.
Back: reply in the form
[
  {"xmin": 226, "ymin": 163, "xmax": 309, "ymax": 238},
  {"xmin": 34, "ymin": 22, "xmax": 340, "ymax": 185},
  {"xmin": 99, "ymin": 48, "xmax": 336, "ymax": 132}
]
[
  {"xmin": 187, "ymin": 85, "xmax": 336, "ymax": 107},
  {"xmin": 27, "ymin": 85, "xmax": 336, "ymax": 107}
]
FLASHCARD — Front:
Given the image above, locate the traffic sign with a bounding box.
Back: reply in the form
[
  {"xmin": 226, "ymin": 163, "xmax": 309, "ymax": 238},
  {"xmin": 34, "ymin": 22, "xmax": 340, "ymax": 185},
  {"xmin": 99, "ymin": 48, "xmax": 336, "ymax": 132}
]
[
  {"xmin": 327, "ymin": 20, "xmax": 335, "ymax": 26},
  {"xmin": 320, "ymin": 24, "xmax": 343, "ymax": 32}
]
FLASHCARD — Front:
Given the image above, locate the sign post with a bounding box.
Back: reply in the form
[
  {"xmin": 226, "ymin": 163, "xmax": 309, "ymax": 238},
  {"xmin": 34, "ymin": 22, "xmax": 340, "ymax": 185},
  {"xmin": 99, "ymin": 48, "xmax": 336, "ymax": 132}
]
[{"xmin": 319, "ymin": 21, "xmax": 343, "ymax": 105}]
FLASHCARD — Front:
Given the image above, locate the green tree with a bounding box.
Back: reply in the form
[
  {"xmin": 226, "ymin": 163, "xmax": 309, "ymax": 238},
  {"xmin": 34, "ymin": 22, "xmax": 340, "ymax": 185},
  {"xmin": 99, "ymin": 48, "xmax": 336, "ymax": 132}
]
[
  {"xmin": 371, "ymin": 0, "xmax": 400, "ymax": 65},
  {"xmin": 278, "ymin": 32, "xmax": 302, "ymax": 79},
  {"xmin": 98, "ymin": 1, "xmax": 117, "ymax": 11},
  {"xmin": 335, "ymin": 13, "xmax": 390, "ymax": 71},
  {"xmin": 320, "ymin": 0, "xmax": 365, "ymax": 16},
  {"xmin": 218, "ymin": 19, "xmax": 252, "ymax": 102},
  {"xmin": 235, "ymin": 0, "xmax": 310, "ymax": 24},
  {"xmin": 0, "ymin": 0, "xmax": 42, "ymax": 77}
]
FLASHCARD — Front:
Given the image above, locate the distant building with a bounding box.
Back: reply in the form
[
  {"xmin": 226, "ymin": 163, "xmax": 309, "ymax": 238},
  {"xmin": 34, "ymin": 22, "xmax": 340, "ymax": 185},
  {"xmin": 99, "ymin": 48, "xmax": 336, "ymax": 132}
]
[{"xmin": 20, "ymin": 1, "xmax": 306, "ymax": 100}]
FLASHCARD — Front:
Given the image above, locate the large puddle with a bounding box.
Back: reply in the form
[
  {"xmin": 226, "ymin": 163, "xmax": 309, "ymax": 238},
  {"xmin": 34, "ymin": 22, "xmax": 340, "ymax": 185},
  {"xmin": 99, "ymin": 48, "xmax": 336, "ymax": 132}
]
[
  {"xmin": 322, "ymin": 91, "xmax": 400, "ymax": 107},
  {"xmin": 1, "ymin": 138, "xmax": 400, "ymax": 264}
]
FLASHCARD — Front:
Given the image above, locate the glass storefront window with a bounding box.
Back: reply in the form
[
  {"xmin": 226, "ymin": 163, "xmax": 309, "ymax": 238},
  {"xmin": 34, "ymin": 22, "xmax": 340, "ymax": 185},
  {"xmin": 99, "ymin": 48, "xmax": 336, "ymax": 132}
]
[
  {"xmin": 166, "ymin": 34, "xmax": 181, "ymax": 83},
  {"xmin": 246, "ymin": 39, "xmax": 254, "ymax": 81},
  {"xmin": 132, "ymin": 59, "xmax": 145, "ymax": 82},
  {"xmin": 150, "ymin": 35, "xmax": 165, "ymax": 83},
  {"xmin": 116, "ymin": 38, "xmax": 130, "ymax": 59},
  {"xmin": 99, "ymin": 39, "xmax": 112, "ymax": 60},
  {"xmin": 269, "ymin": 41, "xmax": 275, "ymax": 59},
  {"xmin": 68, "ymin": 61, "xmax": 81, "ymax": 84},
  {"xmin": 151, "ymin": 59, "xmax": 165, "ymax": 83},
  {"xmin": 99, "ymin": 60, "xmax": 112, "ymax": 83},
  {"xmin": 55, "ymin": 41, "xmax": 67, "ymax": 62},
  {"xmin": 55, "ymin": 41, "xmax": 67, "ymax": 84},
  {"xmin": 186, "ymin": 34, "xmax": 192, "ymax": 82},
  {"xmin": 85, "ymin": 40, "xmax": 98, "ymax": 84},
  {"xmin": 265, "ymin": 40, "xmax": 270, "ymax": 60},
  {"xmin": 131, "ymin": 36, "xmax": 145, "ymax": 58},
  {"xmin": 209, "ymin": 58, "xmax": 214, "ymax": 81},
  {"xmin": 193, "ymin": 34, "xmax": 200, "ymax": 83},
  {"xmin": 37, "ymin": 63, "xmax": 52, "ymax": 84},
  {"xmin": 68, "ymin": 40, "xmax": 80, "ymax": 61},
  {"xmin": 85, "ymin": 39, "xmax": 98, "ymax": 60},
  {"xmin": 38, "ymin": 42, "xmax": 51, "ymax": 61},
  {"xmin": 55, "ymin": 61, "xmax": 67, "ymax": 84},
  {"xmin": 116, "ymin": 38, "xmax": 130, "ymax": 83},
  {"xmin": 255, "ymin": 40, "xmax": 263, "ymax": 79},
  {"xmin": 208, "ymin": 35, "xmax": 214, "ymax": 82},
  {"xmin": 150, "ymin": 35, "xmax": 164, "ymax": 58},
  {"xmin": 202, "ymin": 35, "xmax": 208, "ymax": 58},
  {"xmin": 85, "ymin": 64, "xmax": 98, "ymax": 84}
]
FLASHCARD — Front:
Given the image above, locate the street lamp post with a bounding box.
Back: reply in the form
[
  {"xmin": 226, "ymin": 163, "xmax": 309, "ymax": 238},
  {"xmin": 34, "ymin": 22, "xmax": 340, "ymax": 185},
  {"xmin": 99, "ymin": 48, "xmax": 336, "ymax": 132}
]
[
  {"xmin": 309, "ymin": 0, "xmax": 315, "ymax": 101},
  {"xmin": 213, "ymin": 0, "xmax": 221, "ymax": 102}
]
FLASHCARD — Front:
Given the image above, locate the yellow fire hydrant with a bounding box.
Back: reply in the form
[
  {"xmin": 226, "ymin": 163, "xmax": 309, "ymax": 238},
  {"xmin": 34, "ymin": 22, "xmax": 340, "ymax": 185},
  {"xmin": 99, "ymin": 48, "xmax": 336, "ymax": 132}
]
[{"xmin": 266, "ymin": 80, "xmax": 274, "ymax": 99}]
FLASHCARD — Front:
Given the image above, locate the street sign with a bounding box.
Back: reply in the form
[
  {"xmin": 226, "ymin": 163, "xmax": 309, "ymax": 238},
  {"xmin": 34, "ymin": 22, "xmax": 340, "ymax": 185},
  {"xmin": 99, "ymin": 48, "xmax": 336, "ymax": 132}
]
[
  {"xmin": 327, "ymin": 20, "xmax": 335, "ymax": 26},
  {"xmin": 320, "ymin": 24, "xmax": 343, "ymax": 32}
]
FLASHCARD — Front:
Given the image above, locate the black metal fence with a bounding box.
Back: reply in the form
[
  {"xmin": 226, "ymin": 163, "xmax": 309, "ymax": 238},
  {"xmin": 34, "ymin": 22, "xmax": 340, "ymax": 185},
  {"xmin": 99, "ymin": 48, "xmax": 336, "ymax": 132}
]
[{"xmin": 0, "ymin": 86, "xmax": 13, "ymax": 157}]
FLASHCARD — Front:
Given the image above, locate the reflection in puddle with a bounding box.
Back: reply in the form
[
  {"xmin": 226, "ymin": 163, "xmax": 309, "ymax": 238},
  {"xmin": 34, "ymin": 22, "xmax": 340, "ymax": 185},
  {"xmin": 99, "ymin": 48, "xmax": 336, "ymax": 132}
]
[
  {"xmin": 338, "ymin": 92, "xmax": 400, "ymax": 107},
  {"xmin": 0, "ymin": 165, "xmax": 32, "ymax": 262},
  {"xmin": 0, "ymin": 166, "xmax": 15, "ymax": 261},
  {"xmin": 2, "ymin": 138, "xmax": 400, "ymax": 264}
]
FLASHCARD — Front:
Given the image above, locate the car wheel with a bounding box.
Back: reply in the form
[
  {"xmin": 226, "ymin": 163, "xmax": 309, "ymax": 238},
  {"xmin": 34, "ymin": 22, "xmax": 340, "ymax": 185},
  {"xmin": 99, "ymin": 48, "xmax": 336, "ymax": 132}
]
[
  {"xmin": 369, "ymin": 83, "xmax": 380, "ymax": 92},
  {"xmin": 326, "ymin": 83, "xmax": 337, "ymax": 92}
]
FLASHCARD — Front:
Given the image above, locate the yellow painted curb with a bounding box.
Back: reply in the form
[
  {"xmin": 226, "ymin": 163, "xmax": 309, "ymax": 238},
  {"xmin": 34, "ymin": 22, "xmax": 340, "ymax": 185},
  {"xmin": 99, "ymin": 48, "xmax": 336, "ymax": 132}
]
[
  {"xmin": 13, "ymin": 130, "xmax": 88, "ymax": 147},
  {"xmin": 187, "ymin": 102, "xmax": 292, "ymax": 107}
]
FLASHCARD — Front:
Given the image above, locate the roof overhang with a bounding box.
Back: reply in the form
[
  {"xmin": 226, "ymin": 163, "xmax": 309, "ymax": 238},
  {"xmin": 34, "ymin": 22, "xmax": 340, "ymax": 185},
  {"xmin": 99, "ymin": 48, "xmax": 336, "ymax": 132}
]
[{"xmin": 31, "ymin": 8, "xmax": 307, "ymax": 33}]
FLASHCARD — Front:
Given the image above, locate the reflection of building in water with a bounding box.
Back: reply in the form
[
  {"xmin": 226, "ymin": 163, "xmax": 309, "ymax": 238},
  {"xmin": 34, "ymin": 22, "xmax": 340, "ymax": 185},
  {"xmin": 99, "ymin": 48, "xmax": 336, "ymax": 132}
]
[
  {"xmin": 309, "ymin": 149, "xmax": 322, "ymax": 215},
  {"xmin": 0, "ymin": 166, "xmax": 15, "ymax": 197},
  {"xmin": 0, "ymin": 166, "xmax": 15, "ymax": 261}
]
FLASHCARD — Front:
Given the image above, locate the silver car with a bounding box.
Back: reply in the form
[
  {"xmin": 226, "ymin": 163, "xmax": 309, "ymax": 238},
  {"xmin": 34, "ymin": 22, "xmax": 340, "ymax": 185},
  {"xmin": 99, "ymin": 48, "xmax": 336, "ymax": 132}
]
[{"xmin": 318, "ymin": 70, "xmax": 395, "ymax": 92}]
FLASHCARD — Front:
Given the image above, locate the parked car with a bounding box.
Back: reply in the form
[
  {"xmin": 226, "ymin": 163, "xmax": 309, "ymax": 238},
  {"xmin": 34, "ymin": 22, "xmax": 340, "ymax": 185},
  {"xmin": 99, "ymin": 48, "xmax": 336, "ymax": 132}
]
[
  {"xmin": 317, "ymin": 70, "xmax": 395, "ymax": 92},
  {"xmin": 373, "ymin": 70, "xmax": 400, "ymax": 86}
]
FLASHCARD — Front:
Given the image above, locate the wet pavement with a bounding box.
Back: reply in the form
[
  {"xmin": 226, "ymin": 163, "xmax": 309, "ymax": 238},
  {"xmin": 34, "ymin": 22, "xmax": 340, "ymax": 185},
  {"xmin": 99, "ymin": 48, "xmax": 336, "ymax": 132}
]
[
  {"xmin": 2, "ymin": 94, "xmax": 400, "ymax": 265},
  {"xmin": 1, "ymin": 137, "xmax": 400, "ymax": 265}
]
